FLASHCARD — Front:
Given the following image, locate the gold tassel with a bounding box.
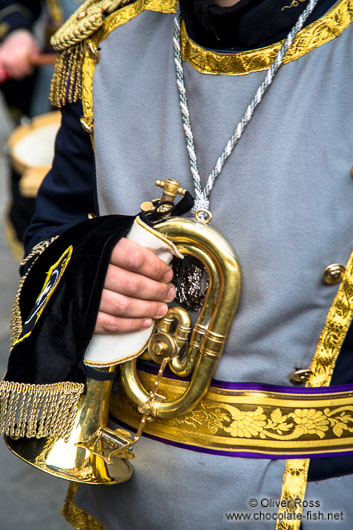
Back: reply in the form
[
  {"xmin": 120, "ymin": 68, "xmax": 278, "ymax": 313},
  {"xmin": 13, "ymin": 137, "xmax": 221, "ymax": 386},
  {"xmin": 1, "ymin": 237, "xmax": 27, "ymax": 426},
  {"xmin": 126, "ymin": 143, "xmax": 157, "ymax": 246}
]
[
  {"xmin": 48, "ymin": 0, "xmax": 140, "ymax": 108},
  {"xmin": 49, "ymin": 43, "xmax": 85, "ymax": 108},
  {"xmin": 0, "ymin": 381, "xmax": 84, "ymax": 440}
]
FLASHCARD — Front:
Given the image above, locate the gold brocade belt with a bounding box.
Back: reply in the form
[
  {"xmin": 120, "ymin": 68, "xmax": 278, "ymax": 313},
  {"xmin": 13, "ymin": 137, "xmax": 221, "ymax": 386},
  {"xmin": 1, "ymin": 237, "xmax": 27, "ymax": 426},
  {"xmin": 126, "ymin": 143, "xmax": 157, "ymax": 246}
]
[{"xmin": 110, "ymin": 368, "xmax": 353, "ymax": 458}]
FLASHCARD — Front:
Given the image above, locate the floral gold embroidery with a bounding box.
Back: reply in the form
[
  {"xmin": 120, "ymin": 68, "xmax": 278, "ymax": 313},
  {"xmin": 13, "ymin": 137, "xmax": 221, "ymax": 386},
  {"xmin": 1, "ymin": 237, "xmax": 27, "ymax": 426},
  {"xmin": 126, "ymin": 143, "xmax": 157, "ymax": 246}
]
[
  {"xmin": 290, "ymin": 409, "xmax": 329, "ymax": 438},
  {"xmin": 112, "ymin": 385, "xmax": 353, "ymax": 453},
  {"xmin": 170, "ymin": 403, "xmax": 353, "ymax": 443},
  {"xmin": 223, "ymin": 406, "xmax": 267, "ymax": 438}
]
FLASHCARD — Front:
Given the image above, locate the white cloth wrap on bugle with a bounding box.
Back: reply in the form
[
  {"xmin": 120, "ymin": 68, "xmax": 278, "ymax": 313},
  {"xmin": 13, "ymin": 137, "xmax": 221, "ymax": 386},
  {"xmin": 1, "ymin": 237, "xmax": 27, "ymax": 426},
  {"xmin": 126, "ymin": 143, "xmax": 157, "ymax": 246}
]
[{"xmin": 83, "ymin": 216, "xmax": 182, "ymax": 367}]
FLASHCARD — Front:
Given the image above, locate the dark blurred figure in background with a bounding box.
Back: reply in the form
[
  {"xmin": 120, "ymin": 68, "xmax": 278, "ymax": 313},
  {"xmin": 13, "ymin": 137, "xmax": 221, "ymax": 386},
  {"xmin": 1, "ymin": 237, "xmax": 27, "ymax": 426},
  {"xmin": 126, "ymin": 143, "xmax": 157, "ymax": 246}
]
[
  {"xmin": 0, "ymin": 1, "xmax": 82, "ymax": 259},
  {"xmin": 0, "ymin": 1, "xmax": 41, "ymax": 120}
]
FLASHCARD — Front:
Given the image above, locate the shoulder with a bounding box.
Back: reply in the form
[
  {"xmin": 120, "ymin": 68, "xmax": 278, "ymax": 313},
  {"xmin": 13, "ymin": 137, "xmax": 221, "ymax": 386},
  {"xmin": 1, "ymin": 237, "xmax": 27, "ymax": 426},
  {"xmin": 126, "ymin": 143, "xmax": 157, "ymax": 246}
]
[
  {"xmin": 49, "ymin": 0, "xmax": 177, "ymax": 108},
  {"xmin": 50, "ymin": 0, "xmax": 131, "ymax": 108},
  {"xmin": 51, "ymin": 0, "xmax": 177, "ymax": 52}
]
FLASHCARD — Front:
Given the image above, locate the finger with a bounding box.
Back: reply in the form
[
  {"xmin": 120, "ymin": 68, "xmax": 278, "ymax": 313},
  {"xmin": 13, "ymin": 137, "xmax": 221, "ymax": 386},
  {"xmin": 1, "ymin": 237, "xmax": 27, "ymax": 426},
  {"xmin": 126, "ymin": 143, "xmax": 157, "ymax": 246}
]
[
  {"xmin": 100, "ymin": 288, "xmax": 169, "ymax": 319},
  {"xmin": 110, "ymin": 238, "xmax": 173, "ymax": 283},
  {"xmin": 104, "ymin": 264, "xmax": 176, "ymax": 302},
  {"xmin": 95, "ymin": 311, "xmax": 153, "ymax": 334}
]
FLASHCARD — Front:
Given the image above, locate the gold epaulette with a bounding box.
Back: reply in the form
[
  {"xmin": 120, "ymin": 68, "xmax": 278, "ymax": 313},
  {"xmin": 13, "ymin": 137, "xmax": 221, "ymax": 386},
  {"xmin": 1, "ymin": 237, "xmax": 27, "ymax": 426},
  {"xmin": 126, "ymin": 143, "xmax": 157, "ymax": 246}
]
[{"xmin": 49, "ymin": 0, "xmax": 130, "ymax": 108}]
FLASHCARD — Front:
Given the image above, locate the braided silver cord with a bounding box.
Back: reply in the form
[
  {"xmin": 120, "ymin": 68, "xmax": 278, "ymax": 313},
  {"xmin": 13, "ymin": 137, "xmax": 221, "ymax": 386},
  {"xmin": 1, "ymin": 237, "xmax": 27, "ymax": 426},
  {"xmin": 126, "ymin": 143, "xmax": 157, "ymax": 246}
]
[
  {"xmin": 173, "ymin": 12, "xmax": 204, "ymax": 204},
  {"xmin": 173, "ymin": 0, "xmax": 319, "ymax": 213}
]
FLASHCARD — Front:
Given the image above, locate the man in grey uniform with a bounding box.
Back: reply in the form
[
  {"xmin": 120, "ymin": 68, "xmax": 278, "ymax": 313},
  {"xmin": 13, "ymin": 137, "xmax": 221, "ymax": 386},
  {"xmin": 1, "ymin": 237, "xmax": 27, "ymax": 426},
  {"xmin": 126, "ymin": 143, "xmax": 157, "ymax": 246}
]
[{"xmin": 2, "ymin": 0, "xmax": 353, "ymax": 529}]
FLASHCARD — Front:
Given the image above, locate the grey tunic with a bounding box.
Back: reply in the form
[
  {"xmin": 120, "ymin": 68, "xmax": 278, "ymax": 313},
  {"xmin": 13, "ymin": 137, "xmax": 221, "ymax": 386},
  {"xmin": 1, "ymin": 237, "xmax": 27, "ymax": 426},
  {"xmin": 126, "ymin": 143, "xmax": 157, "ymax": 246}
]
[{"xmin": 76, "ymin": 4, "xmax": 353, "ymax": 529}]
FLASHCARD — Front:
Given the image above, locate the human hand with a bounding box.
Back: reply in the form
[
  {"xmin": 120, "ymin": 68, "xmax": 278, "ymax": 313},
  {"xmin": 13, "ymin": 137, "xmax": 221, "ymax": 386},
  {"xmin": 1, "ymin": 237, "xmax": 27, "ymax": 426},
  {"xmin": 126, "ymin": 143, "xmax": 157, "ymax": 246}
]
[
  {"xmin": 95, "ymin": 238, "xmax": 176, "ymax": 333},
  {"xmin": 0, "ymin": 29, "xmax": 39, "ymax": 80}
]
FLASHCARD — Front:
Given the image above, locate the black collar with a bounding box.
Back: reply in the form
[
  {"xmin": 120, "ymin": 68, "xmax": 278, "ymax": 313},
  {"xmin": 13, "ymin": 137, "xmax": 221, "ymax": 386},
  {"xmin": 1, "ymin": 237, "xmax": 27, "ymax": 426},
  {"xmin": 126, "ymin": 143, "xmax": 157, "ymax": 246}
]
[{"xmin": 179, "ymin": 0, "xmax": 338, "ymax": 51}]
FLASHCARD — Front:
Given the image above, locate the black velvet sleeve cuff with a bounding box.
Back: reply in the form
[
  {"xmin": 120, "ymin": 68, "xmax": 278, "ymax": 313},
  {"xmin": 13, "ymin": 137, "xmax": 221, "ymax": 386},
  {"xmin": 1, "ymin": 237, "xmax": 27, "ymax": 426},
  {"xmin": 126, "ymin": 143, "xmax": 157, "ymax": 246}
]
[{"xmin": 6, "ymin": 214, "xmax": 135, "ymax": 387}]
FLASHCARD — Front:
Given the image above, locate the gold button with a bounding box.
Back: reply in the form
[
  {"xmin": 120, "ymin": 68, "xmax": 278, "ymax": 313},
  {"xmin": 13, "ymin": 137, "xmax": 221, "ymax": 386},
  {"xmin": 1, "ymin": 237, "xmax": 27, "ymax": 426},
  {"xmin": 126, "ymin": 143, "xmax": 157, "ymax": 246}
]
[
  {"xmin": 290, "ymin": 369, "xmax": 312, "ymax": 385},
  {"xmin": 77, "ymin": 10, "xmax": 87, "ymax": 20},
  {"xmin": 80, "ymin": 117, "xmax": 94, "ymax": 134},
  {"xmin": 322, "ymin": 264, "xmax": 345, "ymax": 285}
]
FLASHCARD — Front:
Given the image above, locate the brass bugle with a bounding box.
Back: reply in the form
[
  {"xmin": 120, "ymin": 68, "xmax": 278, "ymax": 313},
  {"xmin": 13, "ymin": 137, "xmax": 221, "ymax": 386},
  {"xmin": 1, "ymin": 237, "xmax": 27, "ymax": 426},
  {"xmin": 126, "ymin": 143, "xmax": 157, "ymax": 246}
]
[{"xmin": 121, "ymin": 215, "xmax": 242, "ymax": 419}]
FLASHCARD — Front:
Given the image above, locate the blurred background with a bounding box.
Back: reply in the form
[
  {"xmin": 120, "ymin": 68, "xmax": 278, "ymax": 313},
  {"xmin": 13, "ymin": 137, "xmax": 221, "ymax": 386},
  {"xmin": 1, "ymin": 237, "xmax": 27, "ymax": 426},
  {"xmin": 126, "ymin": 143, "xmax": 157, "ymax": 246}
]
[
  {"xmin": 0, "ymin": 79, "xmax": 71, "ymax": 530},
  {"xmin": 0, "ymin": 2, "xmax": 87, "ymax": 528}
]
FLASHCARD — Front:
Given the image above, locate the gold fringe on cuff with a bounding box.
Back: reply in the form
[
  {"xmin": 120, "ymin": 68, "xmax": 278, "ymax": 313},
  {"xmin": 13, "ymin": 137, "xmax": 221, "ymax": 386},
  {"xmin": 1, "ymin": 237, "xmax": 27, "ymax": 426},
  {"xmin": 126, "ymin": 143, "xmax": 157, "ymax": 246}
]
[
  {"xmin": 49, "ymin": 43, "xmax": 85, "ymax": 108},
  {"xmin": 62, "ymin": 483, "xmax": 106, "ymax": 530},
  {"xmin": 0, "ymin": 381, "xmax": 84, "ymax": 440}
]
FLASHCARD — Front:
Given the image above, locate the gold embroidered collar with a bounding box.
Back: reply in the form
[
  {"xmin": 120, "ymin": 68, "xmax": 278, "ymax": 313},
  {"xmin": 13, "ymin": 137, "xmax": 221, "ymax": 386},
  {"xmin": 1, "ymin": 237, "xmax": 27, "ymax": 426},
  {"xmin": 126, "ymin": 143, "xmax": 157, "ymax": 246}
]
[
  {"xmin": 180, "ymin": 0, "xmax": 353, "ymax": 76},
  {"xmin": 98, "ymin": 0, "xmax": 353, "ymax": 76}
]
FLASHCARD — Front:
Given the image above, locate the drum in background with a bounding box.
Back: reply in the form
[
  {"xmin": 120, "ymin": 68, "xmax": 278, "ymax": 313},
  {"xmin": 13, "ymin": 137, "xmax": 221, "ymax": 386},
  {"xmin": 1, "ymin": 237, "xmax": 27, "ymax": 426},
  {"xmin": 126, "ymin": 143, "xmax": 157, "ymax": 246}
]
[
  {"xmin": 3, "ymin": 111, "xmax": 61, "ymax": 261},
  {"xmin": 8, "ymin": 111, "xmax": 61, "ymax": 198}
]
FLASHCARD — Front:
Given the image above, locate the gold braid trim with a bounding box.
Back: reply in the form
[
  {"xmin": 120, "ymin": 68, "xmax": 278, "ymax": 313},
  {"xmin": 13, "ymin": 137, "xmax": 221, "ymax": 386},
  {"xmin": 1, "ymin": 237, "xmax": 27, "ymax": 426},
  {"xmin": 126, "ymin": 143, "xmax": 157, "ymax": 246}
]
[
  {"xmin": 276, "ymin": 250, "xmax": 353, "ymax": 530},
  {"xmin": 307, "ymin": 253, "xmax": 353, "ymax": 388},
  {"xmin": 0, "ymin": 381, "xmax": 84, "ymax": 440},
  {"xmin": 62, "ymin": 483, "xmax": 106, "ymax": 530},
  {"xmin": 276, "ymin": 459, "xmax": 310, "ymax": 530},
  {"xmin": 10, "ymin": 237, "xmax": 58, "ymax": 347}
]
